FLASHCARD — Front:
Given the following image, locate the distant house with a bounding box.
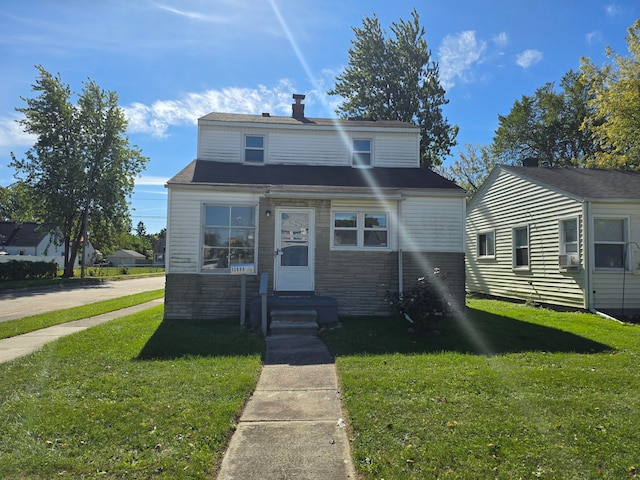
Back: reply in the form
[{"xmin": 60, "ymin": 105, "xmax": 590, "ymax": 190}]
[
  {"xmin": 108, "ymin": 249, "xmax": 148, "ymax": 266},
  {"xmin": 153, "ymin": 239, "xmax": 166, "ymax": 266},
  {"xmin": 164, "ymin": 94, "xmax": 467, "ymax": 323},
  {"xmin": 466, "ymin": 162, "xmax": 640, "ymax": 317},
  {"xmin": 0, "ymin": 222, "xmax": 96, "ymax": 268}
]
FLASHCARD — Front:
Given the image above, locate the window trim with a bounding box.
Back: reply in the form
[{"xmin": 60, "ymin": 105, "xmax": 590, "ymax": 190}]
[
  {"xmin": 351, "ymin": 138, "xmax": 372, "ymax": 167},
  {"xmin": 244, "ymin": 134, "xmax": 265, "ymax": 164},
  {"xmin": 201, "ymin": 203, "xmax": 258, "ymax": 274},
  {"xmin": 512, "ymin": 225, "xmax": 530, "ymax": 270},
  {"xmin": 477, "ymin": 230, "xmax": 495, "ymax": 259},
  {"xmin": 593, "ymin": 216, "xmax": 629, "ymax": 271},
  {"xmin": 331, "ymin": 209, "xmax": 390, "ymax": 250},
  {"xmin": 559, "ymin": 216, "xmax": 580, "ymax": 270}
]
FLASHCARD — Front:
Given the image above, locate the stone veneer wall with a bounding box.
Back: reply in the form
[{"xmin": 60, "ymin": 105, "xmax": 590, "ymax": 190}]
[{"xmin": 164, "ymin": 197, "xmax": 465, "ymax": 320}]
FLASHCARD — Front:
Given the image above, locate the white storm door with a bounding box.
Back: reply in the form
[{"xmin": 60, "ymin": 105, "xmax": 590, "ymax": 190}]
[{"xmin": 274, "ymin": 208, "xmax": 315, "ymax": 291}]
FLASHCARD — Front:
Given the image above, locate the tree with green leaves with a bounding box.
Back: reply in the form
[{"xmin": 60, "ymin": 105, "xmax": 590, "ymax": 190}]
[
  {"xmin": 328, "ymin": 9, "xmax": 458, "ymax": 168},
  {"xmin": 491, "ymin": 70, "xmax": 599, "ymax": 167},
  {"xmin": 581, "ymin": 19, "xmax": 640, "ymax": 169},
  {"xmin": 10, "ymin": 66, "xmax": 148, "ymax": 277},
  {"xmin": 439, "ymin": 144, "xmax": 496, "ymax": 196}
]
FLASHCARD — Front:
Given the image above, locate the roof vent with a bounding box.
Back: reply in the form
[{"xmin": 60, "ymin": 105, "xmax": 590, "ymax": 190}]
[
  {"xmin": 262, "ymin": 112, "xmax": 270, "ymax": 117},
  {"xmin": 292, "ymin": 94, "xmax": 305, "ymax": 120}
]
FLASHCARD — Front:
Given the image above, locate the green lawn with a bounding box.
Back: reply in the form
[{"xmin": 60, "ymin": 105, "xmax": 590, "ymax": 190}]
[
  {"xmin": 0, "ymin": 308, "xmax": 264, "ymax": 479},
  {"xmin": 0, "ymin": 289, "xmax": 165, "ymax": 339},
  {"xmin": 321, "ymin": 298, "xmax": 640, "ymax": 479},
  {"xmin": 2, "ymin": 298, "xmax": 639, "ymax": 479}
]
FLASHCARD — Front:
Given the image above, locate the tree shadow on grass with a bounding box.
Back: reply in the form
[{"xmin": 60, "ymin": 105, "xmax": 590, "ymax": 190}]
[
  {"xmin": 136, "ymin": 318, "xmax": 264, "ymax": 360},
  {"xmin": 320, "ymin": 308, "xmax": 612, "ymax": 357}
]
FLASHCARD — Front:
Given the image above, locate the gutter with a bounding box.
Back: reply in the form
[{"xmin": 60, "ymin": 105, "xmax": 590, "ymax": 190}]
[{"xmin": 397, "ymin": 196, "xmax": 407, "ymax": 295}]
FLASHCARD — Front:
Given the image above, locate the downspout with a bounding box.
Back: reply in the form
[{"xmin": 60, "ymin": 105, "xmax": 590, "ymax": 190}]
[
  {"xmin": 583, "ymin": 201, "xmax": 591, "ymax": 311},
  {"xmin": 398, "ymin": 197, "xmax": 406, "ymax": 294}
]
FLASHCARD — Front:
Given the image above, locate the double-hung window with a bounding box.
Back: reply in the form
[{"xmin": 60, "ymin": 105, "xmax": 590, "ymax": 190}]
[
  {"xmin": 333, "ymin": 211, "xmax": 388, "ymax": 249},
  {"xmin": 513, "ymin": 226, "xmax": 529, "ymax": 268},
  {"xmin": 559, "ymin": 218, "xmax": 579, "ymax": 268},
  {"xmin": 244, "ymin": 135, "xmax": 264, "ymax": 163},
  {"xmin": 202, "ymin": 205, "xmax": 256, "ymax": 272},
  {"xmin": 594, "ymin": 218, "xmax": 627, "ymax": 269},
  {"xmin": 477, "ymin": 231, "xmax": 495, "ymax": 258},
  {"xmin": 352, "ymin": 139, "xmax": 371, "ymax": 167}
]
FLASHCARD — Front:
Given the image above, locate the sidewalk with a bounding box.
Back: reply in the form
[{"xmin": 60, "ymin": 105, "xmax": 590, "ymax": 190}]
[
  {"xmin": 0, "ymin": 298, "xmax": 164, "ymax": 364},
  {"xmin": 216, "ymin": 335, "xmax": 357, "ymax": 479}
]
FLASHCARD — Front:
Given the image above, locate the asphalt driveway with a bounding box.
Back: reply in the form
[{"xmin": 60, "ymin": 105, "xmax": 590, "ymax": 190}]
[{"xmin": 0, "ymin": 276, "xmax": 166, "ymax": 323}]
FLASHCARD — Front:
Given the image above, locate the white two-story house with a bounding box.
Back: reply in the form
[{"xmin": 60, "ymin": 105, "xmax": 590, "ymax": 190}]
[{"xmin": 164, "ymin": 94, "xmax": 466, "ymax": 324}]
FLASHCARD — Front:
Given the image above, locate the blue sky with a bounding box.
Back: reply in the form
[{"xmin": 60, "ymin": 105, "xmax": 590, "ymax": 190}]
[{"xmin": 1, "ymin": 0, "xmax": 638, "ymax": 234}]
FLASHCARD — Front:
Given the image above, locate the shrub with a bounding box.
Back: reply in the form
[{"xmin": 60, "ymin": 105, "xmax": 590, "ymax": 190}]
[
  {"xmin": 0, "ymin": 260, "xmax": 58, "ymax": 281},
  {"xmin": 385, "ymin": 268, "xmax": 449, "ymax": 333}
]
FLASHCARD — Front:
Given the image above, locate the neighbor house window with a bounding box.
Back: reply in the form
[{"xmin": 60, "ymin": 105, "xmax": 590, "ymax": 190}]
[
  {"xmin": 332, "ymin": 211, "xmax": 388, "ymax": 249},
  {"xmin": 202, "ymin": 205, "xmax": 256, "ymax": 272},
  {"xmin": 513, "ymin": 226, "xmax": 529, "ymax": 268},
  {"xmin": 244, "ymin": 135, "xmax": 264, "ymax": 163},
  {"xmin": 352, "ymin": 139, "xmax": 371, "ymax": 166},
  {"xmin": 594, "ymin": 218, "xmax": 627, "ymax": 269},
  {"xmin": 559, "ymin": 218, "xmax": 579, "ymax": 268},
  {"xmin": 477, "ymin": 231, "xmax": 495, "ymax": 258}
]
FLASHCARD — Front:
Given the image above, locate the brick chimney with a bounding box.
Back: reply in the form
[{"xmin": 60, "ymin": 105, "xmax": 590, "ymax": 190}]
[{"xmin": 292, "ymin": 94, "xmax": 305, "ymax": 120}]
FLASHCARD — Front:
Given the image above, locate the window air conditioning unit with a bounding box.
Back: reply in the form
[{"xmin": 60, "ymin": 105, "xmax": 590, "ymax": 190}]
[{"xmin": 558, "ymin": 254, "xmax": 579, "ymax": 270}]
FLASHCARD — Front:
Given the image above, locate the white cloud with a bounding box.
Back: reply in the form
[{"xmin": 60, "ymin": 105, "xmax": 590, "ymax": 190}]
[
  {"xmin": 515, "ymin": 49, "xmax": 543, "ymax": 68},
  {"xmin": 124, "ymin": 80, "xmax": 297, "ymax": 137},
  {"xmin": 153, "ymin": 3, "xmax": 230, "ymax": 23},
  {"xmin": 605, "ymin": 4, "xmax": 621, "ymax": 16},
  {"xmin": 0, "ymin": 116, "xmax": 35, "ymax": 149},
  {"xmin": 135, "ymin": 176, "xmax": 170, "ymax": 187},
  {"xmin": 586, "ymin": 31, "xmax": 602, "ymax": 45},
  {"xmin": 438, "ymin": 31, "xmax": 487, "ymax": 89},
  {"xmin": 492, "ymin": 32, "xmax": 508, "ymax": 48}
]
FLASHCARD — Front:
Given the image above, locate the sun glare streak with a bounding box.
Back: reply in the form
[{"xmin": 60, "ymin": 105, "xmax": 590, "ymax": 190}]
[{"xmin": 267, "ymin": 0, "xmax": 493, "ymax": 355}]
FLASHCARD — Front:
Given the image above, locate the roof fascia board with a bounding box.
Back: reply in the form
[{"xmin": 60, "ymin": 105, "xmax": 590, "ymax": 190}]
[{"xmin": 198, "ymin": 119, "xmax": 418, "ymax": 134}]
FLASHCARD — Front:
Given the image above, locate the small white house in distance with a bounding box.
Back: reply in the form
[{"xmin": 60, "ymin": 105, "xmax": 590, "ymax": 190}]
[
  {"xmin": 164, "ymin": 94, "xmax": 467, "ymax": 323},
  {"xmin": 466, "ymin": 161, "xmax": 640, "ymax": 317},
  {"xmin": 0, "ymin": 221, "xmax": 95, "ymax": 268}
]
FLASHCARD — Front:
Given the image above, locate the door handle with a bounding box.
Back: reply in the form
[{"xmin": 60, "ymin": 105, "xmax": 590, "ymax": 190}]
[{"xmin": 274, "ymin": 249, "xmax": 283, "ymax": 257}]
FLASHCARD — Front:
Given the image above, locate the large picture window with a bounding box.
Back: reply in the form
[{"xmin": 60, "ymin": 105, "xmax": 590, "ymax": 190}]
[
  {"xmin": 594, "ymin": 218, "xmax": 627, "ymax": 269},
  {"xmin": 477, "ymin": 231, "xmax": 495, "ymax": 258},
  {"xmin": 513, "ymin": 226, "xmax": 529, "ymax": 268},
  {"xmin": 203, "ymin": 205, "xmax": 256, "ymax": 272},
  {"xmin": 332, "ymin": 211, "xmax": 388, "ymax": 249}
]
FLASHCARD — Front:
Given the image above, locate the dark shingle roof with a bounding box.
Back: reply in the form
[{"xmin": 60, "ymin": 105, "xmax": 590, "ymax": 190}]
[
  {"xmin": 167, "ymin": 160, "xmax": 464, "ymax": 192},
  {"xmin": 0, "ymin": 222, "xmax": 46, "ymax": 248},
  {"xmin": 503, "ymin": 166, "xmax": 640, "ymax": 200}
]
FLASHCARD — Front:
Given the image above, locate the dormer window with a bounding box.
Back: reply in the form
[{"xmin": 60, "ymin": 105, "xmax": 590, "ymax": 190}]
[
  {"xmin": 352, "ymin": 139, "xmax": 371, "ymax": 167},
  {"xmin": 245, "ymin": 135, "xmax": 264, "ymax": 163}
]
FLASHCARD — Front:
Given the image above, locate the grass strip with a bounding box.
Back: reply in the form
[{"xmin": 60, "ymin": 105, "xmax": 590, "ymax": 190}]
[
  {"xmin": 0, "ymin": 289, "xmax": 164, "ymax": 340},
  {"xmin": 322, "ymin": 298, "xmax": 640, "ymax": 479},
  {"xmin": 0, "ymin": 307, "xmax": 264, "ymax": 479}
]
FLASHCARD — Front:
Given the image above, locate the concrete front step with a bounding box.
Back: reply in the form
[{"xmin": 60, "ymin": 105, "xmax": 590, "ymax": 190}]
[
  {"xmin": 270, "ymin": 309, "xmax": 318, "ymax": 336},
  {"xmin": 269, "ymin": 320, "xmax": 319, "ymax": 336}
]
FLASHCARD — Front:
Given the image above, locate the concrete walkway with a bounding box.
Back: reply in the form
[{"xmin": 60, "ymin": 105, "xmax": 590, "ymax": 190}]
[
  {"xmin": 0, "ymin": 298, "xmax": 164, "ymax": 363},
  {"xmin": 217, "ymin": 335, "xmax": 357, "ymax": 479}
]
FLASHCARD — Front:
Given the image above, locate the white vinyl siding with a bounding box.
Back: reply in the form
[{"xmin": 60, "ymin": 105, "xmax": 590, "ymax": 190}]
[
  {"xmin": 466, "ymin": 168, "xmax": 586, "ymax": 309},
  {"xmin": 590, "ymin": 203, "xmax": 640, "ymax": 311},
  {"xmin": 198, "ymin": 126, "xmax": 242, "ymax": 163},
  {"xmin": 401, "ymin": 196, "xmax": 465, "ymax": 252},
  {"xmin": 197, "ymin": 124, "xmax": 419, "ymax": 167},
  {"xmin": 166, "ymin": 187, "xmax": 260, "ymax": 274}
]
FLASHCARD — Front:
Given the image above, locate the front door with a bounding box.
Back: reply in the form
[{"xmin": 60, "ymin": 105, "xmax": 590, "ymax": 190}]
[{"xmin": 274, "ymin": 207, "xmax": 315, "ymax": 291}]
